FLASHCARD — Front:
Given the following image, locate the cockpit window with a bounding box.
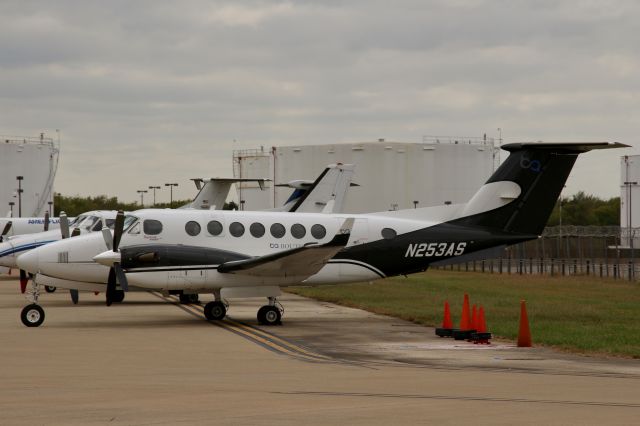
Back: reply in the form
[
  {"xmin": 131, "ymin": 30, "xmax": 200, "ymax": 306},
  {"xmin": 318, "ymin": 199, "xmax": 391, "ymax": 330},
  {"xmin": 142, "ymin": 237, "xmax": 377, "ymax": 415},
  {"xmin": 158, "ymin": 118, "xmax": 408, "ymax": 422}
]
[
  {"xmin": 77, "ymin": 216, "xmax": 100, "ymax": 231},
  {"xmin": 68, "ymin": 215, "xmax": 85, "ymax": 227},
  {"xmin": 105, "ymin": 219, "xmax": 116, "ymax": 229},
  {"xmin": 143, "ymin": 219, "xmax": 163, "ymax": 235},
  {"xmin": 92, "ymin": 220, "xmax": 103, "ymax": 231},
  {"xmin": 122, "ymin": 215, "xmax": 138, "ymax": 231}
]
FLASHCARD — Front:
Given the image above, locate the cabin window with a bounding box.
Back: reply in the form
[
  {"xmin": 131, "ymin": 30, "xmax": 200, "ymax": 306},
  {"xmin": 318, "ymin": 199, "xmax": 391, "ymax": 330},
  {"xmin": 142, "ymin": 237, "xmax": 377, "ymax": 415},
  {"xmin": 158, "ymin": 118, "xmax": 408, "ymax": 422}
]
[
  {"xmin": 250, "ymin": 222, "xmax": 265, "ymax": 238},
  {"xmin": 381, "ymin": 228, "xmax": 397, "ymax": 240},
  {"xmin": 291, "ymin": 223, "xmax": 306, "ymax": 239},
  {"xmin": 207, "ymin": 220, "xmax": 223, "ymax": 236},
  {"xmin": 143, "ymin": 219, "xmax": 163, "ymax": 235},
  {"xmin": 106, "ymin": 219, "xmax": 116, "ymax": 229},
  {"xmin": 229, "ymin": 222, "xmax": 245, "ymax": 237},
  {"xmin": 185, "ymin": 221, "xmax": 201, "ymax": 236},
  {"xmin": 92, "ymin": 220, "xmax": 103, "ymax": 231},
  {"xmin": 311, "ymin": 224, "xmax": 326, "ymax": 239},
  {"xmin": 270, "ymin": 223, "xmax": 286, "ymax": 238}
]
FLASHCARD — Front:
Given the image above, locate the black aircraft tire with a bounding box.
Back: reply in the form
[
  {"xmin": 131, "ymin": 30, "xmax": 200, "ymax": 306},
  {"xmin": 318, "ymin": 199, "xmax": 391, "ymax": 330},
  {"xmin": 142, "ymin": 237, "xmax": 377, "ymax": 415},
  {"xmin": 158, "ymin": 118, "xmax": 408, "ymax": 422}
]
[
  {"xmin": 258, "ymin": 306, "xmax": 281, "ymax": 326},
  {"xmin": 21, "ymin": 304, "xmax": 45, "ymax": 327},
  {"xmin": 204, "ymin": 301, "xmax": 226, "ymax": 321},
  {"xmin": 112, "ymin": 290, "xmax": 125, "ymax": 303},
  {"xmin": 44, "ymin": 286, "xmax": 56, "ymax": 293}
]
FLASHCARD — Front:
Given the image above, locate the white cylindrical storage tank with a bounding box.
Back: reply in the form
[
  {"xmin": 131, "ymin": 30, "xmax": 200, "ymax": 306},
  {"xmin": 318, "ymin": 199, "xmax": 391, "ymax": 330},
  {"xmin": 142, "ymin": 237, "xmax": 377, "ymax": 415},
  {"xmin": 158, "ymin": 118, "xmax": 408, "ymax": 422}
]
[
  {"xmin": 620, "ymin": 155, "xmax": 640, "ymax": 248},
  {"xmin": 234, "ymin": 138, "xmax": 497, "ymax": 213},
  {"xmin": 0, "ymin": 135, "xmax": 59, "ymax": 217}
]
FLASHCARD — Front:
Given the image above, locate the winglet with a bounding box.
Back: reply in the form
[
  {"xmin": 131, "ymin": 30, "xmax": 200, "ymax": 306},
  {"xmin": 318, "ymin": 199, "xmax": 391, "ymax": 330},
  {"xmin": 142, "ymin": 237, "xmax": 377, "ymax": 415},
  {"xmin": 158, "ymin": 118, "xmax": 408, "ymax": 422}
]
[{"xmin": 327, "ymin": 218, "xmax": 355, "ymax": 247}]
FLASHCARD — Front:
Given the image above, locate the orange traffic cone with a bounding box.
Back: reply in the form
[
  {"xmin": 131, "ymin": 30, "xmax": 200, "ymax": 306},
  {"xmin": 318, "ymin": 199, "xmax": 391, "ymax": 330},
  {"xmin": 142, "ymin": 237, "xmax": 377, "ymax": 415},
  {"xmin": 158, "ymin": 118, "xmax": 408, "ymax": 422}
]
[
  {"xmin": 478, "ymin": 306, "xmax": 487, "ymax": 333},
  {"xmin": 454, "ymin": 294, "xmax": 472, "ymax": 340},
  {"xmin": 435, "ymin": 300, "xmax": 454, "ymax": 337},
  {"xmin": 517, "ymin": 300, "xmax": 532, "ymax": 347},
  {"xmin": 471, "ymin": 304, "xmax": 478, "ymax": 331},
  {"xmin": 460, "ymin": 294, "xmax": 471, "ymax": 330},
  {"xmin": 442, "ymin": 301, "xmax": 453, "ymax": 329}
]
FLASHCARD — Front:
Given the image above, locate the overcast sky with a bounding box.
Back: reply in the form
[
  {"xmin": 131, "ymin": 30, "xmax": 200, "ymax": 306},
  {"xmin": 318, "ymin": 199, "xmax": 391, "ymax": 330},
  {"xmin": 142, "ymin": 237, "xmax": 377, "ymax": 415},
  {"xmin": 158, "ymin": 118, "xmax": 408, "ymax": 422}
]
[{"xmin": 1, "ymin": 0, "xmax": 638, "ymax": 203}]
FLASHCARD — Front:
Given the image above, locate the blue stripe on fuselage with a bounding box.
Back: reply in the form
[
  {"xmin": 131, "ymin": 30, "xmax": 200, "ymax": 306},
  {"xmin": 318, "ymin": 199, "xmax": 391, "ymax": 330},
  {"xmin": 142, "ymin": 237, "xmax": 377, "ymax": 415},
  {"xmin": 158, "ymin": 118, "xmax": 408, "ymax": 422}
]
[{"xmin": 0, "ymin": 240, "xmax": 57, "ymax": 258}]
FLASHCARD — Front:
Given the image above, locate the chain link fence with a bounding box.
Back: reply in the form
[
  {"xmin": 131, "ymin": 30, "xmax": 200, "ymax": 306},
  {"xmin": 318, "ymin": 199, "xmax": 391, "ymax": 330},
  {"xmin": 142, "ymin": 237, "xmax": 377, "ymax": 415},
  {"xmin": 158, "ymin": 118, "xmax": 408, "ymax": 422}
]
[{"xmin": 436, "ymin": 226, "xmax": 640, "ymax": 281}]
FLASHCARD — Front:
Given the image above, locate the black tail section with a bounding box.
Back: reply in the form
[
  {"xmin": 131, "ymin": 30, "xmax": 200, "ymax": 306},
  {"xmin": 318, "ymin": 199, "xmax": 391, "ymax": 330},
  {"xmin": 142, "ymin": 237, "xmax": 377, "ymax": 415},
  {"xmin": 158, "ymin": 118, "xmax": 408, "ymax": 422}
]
[{"xmin": 451, "ymin": 142, "xmax": 626, "ymax": 236}]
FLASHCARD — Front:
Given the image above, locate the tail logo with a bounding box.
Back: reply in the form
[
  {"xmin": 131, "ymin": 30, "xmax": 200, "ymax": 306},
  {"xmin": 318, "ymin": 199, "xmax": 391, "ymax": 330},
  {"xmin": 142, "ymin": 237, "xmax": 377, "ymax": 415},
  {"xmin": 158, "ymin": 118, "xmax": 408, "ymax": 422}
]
[{"xmin": 520, "ymin": 155, "xmax": 542, "ymax": 173}]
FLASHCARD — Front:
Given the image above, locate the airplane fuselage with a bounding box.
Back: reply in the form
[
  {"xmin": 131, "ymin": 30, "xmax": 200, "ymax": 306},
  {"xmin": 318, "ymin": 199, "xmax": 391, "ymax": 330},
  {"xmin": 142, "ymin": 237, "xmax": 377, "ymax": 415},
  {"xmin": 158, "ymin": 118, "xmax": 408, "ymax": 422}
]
[{"xmin": 18, "ymin": 208, "xmax": 532, "ymax": 293}]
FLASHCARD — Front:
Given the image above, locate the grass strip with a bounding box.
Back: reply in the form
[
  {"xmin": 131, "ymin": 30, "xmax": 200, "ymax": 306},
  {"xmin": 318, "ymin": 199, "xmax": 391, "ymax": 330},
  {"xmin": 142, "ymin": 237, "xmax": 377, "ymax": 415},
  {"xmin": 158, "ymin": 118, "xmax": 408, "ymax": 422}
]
[{"xmin": 288, "ymin": 270, "xmax": 640, "ymax": 358}]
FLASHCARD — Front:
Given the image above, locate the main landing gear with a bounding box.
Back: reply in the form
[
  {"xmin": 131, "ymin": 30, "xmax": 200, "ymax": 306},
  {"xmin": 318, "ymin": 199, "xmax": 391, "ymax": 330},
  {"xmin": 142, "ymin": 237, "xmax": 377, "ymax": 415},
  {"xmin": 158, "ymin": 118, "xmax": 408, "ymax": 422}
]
[
  {"xmin": 257, "ymin": 297, "xmax": 283, "ymax": 326},
  {"xmin": 204, "ymin": 289, "xmax": 227, "ymax": 320},
  {"xmin": 179, "ymin": 293, "xmax": 199, "ymax": 304},
  {"xmin": 201, "ymin": 293, "xmax": 283, "ymax": 326}
]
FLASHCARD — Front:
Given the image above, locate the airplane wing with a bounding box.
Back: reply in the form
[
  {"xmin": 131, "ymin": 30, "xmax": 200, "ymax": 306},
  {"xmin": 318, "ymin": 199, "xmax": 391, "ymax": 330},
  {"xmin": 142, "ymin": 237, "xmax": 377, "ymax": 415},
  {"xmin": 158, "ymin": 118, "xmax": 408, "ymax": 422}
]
[{"xmin": 217, "ymin": 218, "xmax": 354, "ymax": 277}]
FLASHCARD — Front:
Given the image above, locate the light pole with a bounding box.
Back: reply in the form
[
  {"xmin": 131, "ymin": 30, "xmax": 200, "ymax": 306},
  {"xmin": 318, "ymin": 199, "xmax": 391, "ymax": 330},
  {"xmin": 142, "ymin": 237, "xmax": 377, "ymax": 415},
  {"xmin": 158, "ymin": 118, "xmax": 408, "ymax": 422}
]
[
  {"xmin": 8, "ymin": 202, "xmax": 14, "ymax": 217},
  {"xmin": 624, "ymin": 180, "xmax": 637, "ymax": 279},
  {"xmin": 16, "ymin": 176, "xmax": 24, "ymax": 217},
  {"xmin": 164, "ymin": 183, "xmax": 178, "ymax": 208},
  {"xmin": 137, "ymin": 190, "xmax": 148, "ymax": 207},
  {"xmin": 148, "ymin": 186, "xmax": 161, "ymax": 206}
]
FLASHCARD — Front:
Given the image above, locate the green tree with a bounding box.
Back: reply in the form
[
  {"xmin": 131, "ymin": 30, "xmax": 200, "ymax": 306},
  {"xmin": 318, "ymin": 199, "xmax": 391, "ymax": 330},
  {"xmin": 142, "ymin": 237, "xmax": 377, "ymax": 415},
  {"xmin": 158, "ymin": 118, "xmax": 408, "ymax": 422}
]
[{"xmin": 546, "ymin": 192, "xmax": 620, "ymax": 226}]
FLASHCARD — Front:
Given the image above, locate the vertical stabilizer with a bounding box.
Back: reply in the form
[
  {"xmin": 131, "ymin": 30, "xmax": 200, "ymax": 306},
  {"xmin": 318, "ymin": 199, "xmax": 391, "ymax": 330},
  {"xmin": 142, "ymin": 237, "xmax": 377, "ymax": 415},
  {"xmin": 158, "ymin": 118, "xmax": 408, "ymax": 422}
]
[
  {"xmin": 451, "ymin": 142, "xmax": 627, "ymax": 235},
  {"xmin": 286, "ymin": 164, "xmax": 356, "ymax": 214}
]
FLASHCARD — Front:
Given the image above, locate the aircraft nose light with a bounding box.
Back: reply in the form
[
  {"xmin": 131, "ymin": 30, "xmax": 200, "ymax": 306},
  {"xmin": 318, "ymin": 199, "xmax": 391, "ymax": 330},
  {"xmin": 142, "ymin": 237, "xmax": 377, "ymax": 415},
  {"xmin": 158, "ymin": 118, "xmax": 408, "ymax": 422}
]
[
  {"xmin": 93, "ymin": 250, "xmax": 121, "ymax": 267},
  {"xmin": 16, "ymin": 249, "xmax": 39, "ymax": 274}
]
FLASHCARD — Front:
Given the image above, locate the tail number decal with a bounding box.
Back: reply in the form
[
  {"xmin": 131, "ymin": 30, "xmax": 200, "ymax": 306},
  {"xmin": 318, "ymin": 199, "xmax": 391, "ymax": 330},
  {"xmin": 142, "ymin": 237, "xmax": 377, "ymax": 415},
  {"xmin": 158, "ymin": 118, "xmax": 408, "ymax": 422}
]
[{"xmin": 405, "ymin": 242, "xmax": 467, "ymax": 258}]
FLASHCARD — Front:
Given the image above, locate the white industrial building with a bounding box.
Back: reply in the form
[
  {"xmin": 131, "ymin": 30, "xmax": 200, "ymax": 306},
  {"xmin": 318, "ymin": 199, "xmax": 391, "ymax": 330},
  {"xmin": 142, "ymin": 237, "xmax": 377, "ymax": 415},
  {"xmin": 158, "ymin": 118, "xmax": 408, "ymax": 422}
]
[
  {"xmin": 1, "ymin": 134, "xmax": 59, "ymax": 217},
  {"xmin": 232, "ymin": 137, "xmax": 498, "ymax": 213},
  {"xmin": 620, "ymin": 155, "xmax": 640, "ymax": 248}
]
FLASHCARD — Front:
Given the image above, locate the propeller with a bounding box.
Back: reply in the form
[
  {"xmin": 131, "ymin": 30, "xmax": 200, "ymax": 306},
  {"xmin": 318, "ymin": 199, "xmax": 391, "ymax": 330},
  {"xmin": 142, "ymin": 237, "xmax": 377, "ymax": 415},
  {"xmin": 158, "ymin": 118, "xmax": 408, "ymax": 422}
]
[
  {"xmin": 44, "ymin": 211, "xmax": 50, "ymax": 231},
  {"xmin": 0, "ymin": 221, "xmax": 11, "ymax": 242},
  {"xmin": 98, "ymin": 210, "xmax": 128, "ymax": 306},
  {"xmin": 59, "ymin": 212, "xmax": 69, "ymax": 239},
  {"xmin": 19, "ymin": 269, "xmax": 28, "ymax": 294}
]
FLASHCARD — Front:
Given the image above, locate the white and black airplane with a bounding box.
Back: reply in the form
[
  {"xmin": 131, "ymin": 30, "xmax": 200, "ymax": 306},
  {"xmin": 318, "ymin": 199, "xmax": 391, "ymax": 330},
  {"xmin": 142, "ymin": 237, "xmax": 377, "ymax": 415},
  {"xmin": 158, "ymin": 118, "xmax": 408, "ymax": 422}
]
[{"xmin": 16, "ymin": 143, "xmax": 625, "ymax": 327}]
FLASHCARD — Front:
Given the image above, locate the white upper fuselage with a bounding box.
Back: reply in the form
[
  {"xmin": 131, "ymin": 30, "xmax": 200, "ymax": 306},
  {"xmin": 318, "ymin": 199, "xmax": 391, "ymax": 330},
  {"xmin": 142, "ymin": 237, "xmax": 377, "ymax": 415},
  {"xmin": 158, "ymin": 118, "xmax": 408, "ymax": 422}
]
[{"xmin": 0, "ymin": 217, "xmax": 61, "ymax": 238}]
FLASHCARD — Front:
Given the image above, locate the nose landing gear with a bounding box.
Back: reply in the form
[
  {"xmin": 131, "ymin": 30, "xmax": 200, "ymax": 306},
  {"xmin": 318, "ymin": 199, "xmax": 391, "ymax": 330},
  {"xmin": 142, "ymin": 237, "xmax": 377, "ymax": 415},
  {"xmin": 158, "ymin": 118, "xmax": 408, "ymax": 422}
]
[{"xmin": 21, "ymin": 279, "xmax": 45, "ymax": 327}]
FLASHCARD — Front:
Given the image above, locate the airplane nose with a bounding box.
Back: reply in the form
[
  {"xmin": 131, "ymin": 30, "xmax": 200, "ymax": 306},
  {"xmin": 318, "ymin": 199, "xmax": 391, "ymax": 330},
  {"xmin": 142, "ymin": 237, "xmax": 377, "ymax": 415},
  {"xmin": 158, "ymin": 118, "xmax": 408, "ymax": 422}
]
[
  {"xmin": 0, "ymin": 241, "xmax": 15, "ymax": 267},
  {"xmin": 17, "ymin": 249, "xmax": 39, "ymax": 274}
]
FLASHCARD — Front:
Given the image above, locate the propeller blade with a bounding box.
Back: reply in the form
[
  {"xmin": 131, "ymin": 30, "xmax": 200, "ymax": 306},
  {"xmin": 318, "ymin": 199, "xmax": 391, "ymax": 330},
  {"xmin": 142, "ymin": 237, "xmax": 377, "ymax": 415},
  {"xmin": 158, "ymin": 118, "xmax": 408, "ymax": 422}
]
[
  {"xmin": 44, "ymin": 211, "xmax": 50, "ymax": 231},
  {"xmin": 114, "ymin": 263, "xmax": 129, "ymax": 292},
  {"xmin": 0, "ymin": 221, "xmax": 11, "ymax": 242},
  {"xmin": 60, "ymin": 212, "xmax": 69, "ymax": 239},
  {"xmin": 69, "ymin": 289, "xmax": 79, "ymax": 304},
  {"xmin": 106, "ymin": 268, "xmax": 116, "ymax": 306},
  {"xmin": 112, "ymin": 210, "xmax": 125, "ymax": 252},
  {"xmin": 101, "ymin": 228, "xmax": 113, "ymax": 250},
  {"xmin": 19, "ymin": 269, "xmax": 28, "ymax": 294}
]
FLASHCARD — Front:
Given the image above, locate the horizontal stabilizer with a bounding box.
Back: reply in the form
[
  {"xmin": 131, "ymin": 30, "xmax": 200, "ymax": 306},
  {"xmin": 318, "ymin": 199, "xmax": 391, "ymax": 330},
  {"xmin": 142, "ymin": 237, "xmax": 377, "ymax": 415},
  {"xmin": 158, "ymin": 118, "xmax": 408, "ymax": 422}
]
[{"xmin": 501, "ymin": 142, "xmax": 629, "ymax": 153}]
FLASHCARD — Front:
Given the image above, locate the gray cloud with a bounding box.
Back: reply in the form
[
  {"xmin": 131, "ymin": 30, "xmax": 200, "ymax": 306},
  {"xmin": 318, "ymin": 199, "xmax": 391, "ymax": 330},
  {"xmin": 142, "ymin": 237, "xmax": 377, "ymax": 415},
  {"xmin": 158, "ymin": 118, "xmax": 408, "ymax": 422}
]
[{"xmin": 1, "ymin": 0, "xmax": 638, "ymax": 202}]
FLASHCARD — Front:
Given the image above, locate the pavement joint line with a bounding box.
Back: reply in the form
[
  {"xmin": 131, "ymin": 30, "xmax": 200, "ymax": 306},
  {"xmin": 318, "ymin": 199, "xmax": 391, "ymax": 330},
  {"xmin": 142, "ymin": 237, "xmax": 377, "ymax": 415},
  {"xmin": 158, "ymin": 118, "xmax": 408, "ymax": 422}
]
[
  {"xmin": 273, "ymin": 391, "xmax": 640, "ymax": 408},
  {"xmin": 149, "ymin": 291, "xmax": 334, "ymax": 363}
]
